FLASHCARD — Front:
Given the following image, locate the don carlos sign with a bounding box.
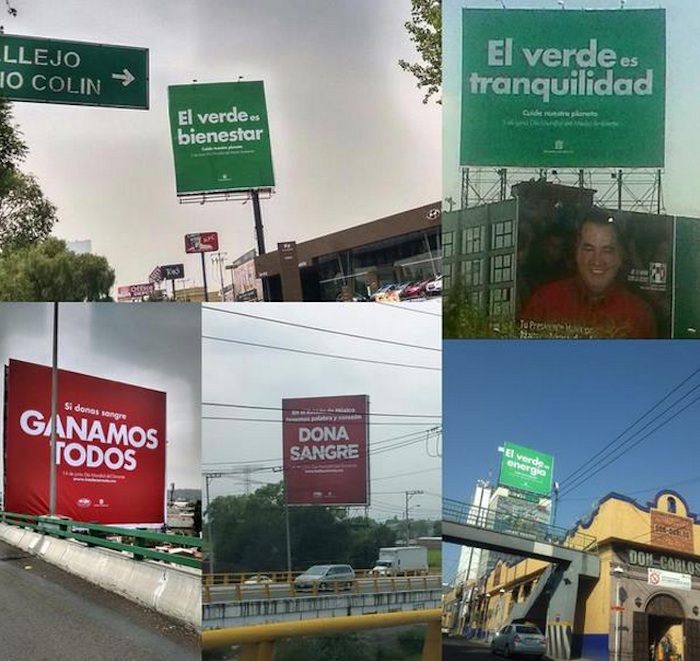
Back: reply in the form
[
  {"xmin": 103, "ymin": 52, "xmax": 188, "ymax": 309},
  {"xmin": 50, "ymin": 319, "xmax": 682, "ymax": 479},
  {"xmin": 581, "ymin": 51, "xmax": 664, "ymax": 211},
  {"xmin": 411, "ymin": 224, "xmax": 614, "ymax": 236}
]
[{"xmin": 625, "ymin": 548, "xmax": 700, "ymax": 579}]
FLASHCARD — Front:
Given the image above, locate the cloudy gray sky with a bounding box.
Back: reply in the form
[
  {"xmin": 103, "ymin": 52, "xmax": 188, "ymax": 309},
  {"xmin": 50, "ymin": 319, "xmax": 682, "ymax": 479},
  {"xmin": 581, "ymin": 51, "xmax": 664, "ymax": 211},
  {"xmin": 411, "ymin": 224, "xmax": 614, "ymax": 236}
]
[
  {"xmin": 7, "ymin": 0, "xmax": 440, "ymax": 293},
  {"xmin": 201, "ymin": 301, "xmax": 442, "ymax": 523},
  {"xmin": 0, "ymin": 303, "xmax": 201, "ymax": 490}
]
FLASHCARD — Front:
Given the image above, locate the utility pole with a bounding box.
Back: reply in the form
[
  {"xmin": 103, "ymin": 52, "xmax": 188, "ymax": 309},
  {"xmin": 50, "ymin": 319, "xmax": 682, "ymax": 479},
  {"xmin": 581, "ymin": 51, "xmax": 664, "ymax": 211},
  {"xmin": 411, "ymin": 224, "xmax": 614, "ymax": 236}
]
[
  {"xmin": 404, "ymin": 490, "xmax": 423, "ymax": 546},
  {"xmin": 210, "ymin": 251, "xmax": 228, "ymax": 301}
]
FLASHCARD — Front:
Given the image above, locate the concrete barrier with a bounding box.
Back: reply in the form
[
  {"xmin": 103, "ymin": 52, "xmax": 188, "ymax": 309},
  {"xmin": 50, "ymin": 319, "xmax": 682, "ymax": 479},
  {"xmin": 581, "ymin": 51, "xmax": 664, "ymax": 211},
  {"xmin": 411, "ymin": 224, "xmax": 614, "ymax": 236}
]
[{"xmin": 0, "ymin": 523, "xmax": 200, "ymax": 627}]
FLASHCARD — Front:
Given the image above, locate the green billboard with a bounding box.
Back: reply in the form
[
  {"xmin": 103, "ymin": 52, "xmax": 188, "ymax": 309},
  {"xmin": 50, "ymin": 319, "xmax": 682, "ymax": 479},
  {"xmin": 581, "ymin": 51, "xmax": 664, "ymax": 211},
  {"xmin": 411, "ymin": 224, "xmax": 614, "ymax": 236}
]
[
  {"xmin": 499, "ymin": 442, "xmax": 554, "ymax": 496},
  {"xmin": 168, "ymin": 81, "xmax": 274, "ymax": 195},
  {"xmin": 460, "ymin": 9, "xmax": 666, "ymax": 167}
]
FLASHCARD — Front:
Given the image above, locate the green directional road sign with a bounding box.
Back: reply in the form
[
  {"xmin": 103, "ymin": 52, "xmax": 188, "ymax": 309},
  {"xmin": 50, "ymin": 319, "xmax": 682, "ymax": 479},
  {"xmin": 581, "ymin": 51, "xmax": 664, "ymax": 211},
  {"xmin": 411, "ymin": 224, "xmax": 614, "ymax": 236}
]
[{"xmin": 0, "ymin": 34, "xmax": 148, "ymax": 109}]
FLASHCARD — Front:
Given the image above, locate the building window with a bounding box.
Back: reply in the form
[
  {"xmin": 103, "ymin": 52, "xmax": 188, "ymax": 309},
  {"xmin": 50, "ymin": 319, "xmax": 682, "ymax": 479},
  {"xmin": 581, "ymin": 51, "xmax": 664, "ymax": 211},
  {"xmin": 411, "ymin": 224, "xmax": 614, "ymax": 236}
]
[
  {"xmin": 667, "ymin": 497, "xmax": 677, "ymax": 514},
  {"xmin": 463, "ymin": 226, "xmax": 484, "ymax": 254},
  {"xmin": 444, "ymin": 263, "xmax": 452, "ymax": 289},
  {"xmin": 490, "ymin": 287, "xmax": 513, "ymax": 316},
  {"xmin": 462, "ymin": 259, "xmax": 483, "ymax": 287},
  {"xmin": 491, "ymin": 220, "xmax": 514, "ymax": 250},
  {"xmin": 490, "ymin": 254, "xmax": 513, "ymax": 283},
  {"xmin": 469, "ymin": 291, "xmax": 483, "ymax": 308},
  {"xmin": 443, "ymin": 231, "xmax": 454, "ymax": 258}
]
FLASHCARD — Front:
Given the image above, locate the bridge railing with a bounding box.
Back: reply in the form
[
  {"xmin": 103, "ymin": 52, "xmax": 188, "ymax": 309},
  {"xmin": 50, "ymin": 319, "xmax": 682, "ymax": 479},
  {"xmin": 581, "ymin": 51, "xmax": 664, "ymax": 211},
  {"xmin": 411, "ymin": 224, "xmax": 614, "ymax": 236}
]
[
  {"xmin": 443, "ymin": 497, "xmax": 597, "ymax": 553},
  {"xmin": 201, "ymin": 608, "xmax": 441, "ymax": 661},
  {"xmin": 203, "ymin": 566, "xmax": 440, "ymax": 586},
  {"xmin": 0, "ymin": 511, "xmax": 202, "ymax": 570},
  {"xmin": 202, "ymin": 571, "xmax": 442, "ymax": 603}
]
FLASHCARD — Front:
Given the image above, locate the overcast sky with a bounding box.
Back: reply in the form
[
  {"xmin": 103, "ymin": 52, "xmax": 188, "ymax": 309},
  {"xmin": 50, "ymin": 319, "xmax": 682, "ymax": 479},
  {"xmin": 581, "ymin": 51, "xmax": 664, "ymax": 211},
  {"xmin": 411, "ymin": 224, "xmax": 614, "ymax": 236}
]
[
  {"xmin": 0, "ymin": 303, "xmax": 201, "ymax": 491},
  {"xmin": 443, "ymin": 0, "xmax": 700, "ymax": 218},
  {"xmin": 6, "ymin": 0, "xmax": 440, "ymax": 293},
  {"xmin": 201, "ymin": 301, "xmax": 442, "ymax": 523}
]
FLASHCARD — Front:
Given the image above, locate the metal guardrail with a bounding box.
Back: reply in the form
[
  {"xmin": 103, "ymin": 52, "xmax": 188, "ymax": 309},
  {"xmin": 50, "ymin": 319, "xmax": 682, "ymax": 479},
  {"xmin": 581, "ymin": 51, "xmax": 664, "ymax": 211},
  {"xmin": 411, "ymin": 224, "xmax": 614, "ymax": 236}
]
[
  {"xmin": 201, "ymin": 608, "xmax": 442, "ymax": 661},
  {"xmin": 202, "ymin": 572, "xmax": 442, "ymax": 604},
  {"xmin": 203, "ymin": 567, "xmax": 440, "ymax": 586},
  {"xmin": 0, "ymin": 511, "xmax": 202, "ymax": 570},
  {"xmin": 443, "ymin": 497, "xmax": 597, "ymax": 553}
]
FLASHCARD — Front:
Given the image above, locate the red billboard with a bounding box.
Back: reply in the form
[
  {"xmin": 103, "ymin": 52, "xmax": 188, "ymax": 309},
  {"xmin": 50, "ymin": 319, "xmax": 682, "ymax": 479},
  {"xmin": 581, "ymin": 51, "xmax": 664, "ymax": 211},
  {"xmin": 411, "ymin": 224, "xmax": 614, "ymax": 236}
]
[
  {"xmin": 282, "ymin": 395, "xmax": 369, "ymax": 506},
  {"xmin": 4, "ymin": 359, "xmax": 166, "ymax": 526},
  {"xmin": 117, "ymin": 283, "xmax": 155, "ymax": 299},
  {"xmin": 184, "ymin": 232, "xmax": 219, "ymax": 253}
]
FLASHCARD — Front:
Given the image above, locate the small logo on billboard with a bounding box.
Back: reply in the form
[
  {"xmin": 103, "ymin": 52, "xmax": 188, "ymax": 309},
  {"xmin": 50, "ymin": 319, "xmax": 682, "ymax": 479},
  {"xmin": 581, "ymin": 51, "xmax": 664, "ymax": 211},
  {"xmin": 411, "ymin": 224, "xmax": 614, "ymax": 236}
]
[
  {"xmin": 77, "ymin": 497, "xmax": 92, "ymax": 508},
  {"xmin": 649, "ymin": 262, "xmax": 666, "ymax": 284},
  {"xmin": 554, "ymin": 140, "xmax": 564, "ymax": 151}
]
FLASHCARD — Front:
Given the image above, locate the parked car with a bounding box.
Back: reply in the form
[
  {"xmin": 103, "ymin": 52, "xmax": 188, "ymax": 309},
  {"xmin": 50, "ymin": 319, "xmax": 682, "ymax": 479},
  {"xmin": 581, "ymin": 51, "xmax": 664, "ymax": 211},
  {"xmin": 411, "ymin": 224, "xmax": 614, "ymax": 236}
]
[
  {"xmin": 425, "ymin": 274, "xmax": 442, "ymax": 296},
  {"xmin": 490, "ymin": 623, "xmax": 546, "ymax": 658},
  {"xmin": 369, "ymin": 283, "xmax": 398, "ymax": 302},
  {"xmin": 399, "ymin": 279, "xmax": 431, "ymax": 300},
  {"xmin": 243, "ymin": 574, "xmax": 273, "ymax": 584},
  {"xmin": 293, "ymin": 564, "xmax": 356, "ymax": 591}
]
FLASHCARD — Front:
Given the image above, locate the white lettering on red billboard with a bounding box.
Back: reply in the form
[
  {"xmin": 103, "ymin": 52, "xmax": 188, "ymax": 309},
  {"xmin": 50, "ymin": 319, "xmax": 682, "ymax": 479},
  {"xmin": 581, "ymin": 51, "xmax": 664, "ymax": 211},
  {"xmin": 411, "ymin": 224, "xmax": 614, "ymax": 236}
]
[
  {"xmin": 282, "ymin": 395, "xmax": 369, "ymax": 505},
  {"xmin": 184, "ymin": 232, "xmax": 219, "ymax": 253},
  {"xmin": 4, "ymin": 359, "xmax": 166, "ymax": 526}
]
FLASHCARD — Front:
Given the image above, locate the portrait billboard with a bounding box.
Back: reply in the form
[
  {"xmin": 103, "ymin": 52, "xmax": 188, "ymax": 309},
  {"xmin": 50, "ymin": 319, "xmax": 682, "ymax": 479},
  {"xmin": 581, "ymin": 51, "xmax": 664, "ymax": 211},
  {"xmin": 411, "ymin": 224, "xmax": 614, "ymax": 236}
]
[
  {"xmin": 4, "ymin": 359, "xmax": 166, "ymax": 526},
  {"xmin": 282, "ymin": 395, "xmax": 369, "ymax": 506},
  {"xmin": 499, "ymin": 442, "xmax": 554, "ymax": 497},
  {"xmin": 673, "ymin": 217, "xmax": 700, "ymax": 339},
  {"xmin": 168, "ymin": 80, "xmax": 274, "ymax": 195},
  {"xmin": 184, "ymin": 232, "xmax": 219, "ymax": 254},
  {"xmin": 515, "ymin": 185, "xmax": 674, "ymax": 338},
  {"xmin": 460, "ymin": 8, "xmax": 666, "ymax": 167}
]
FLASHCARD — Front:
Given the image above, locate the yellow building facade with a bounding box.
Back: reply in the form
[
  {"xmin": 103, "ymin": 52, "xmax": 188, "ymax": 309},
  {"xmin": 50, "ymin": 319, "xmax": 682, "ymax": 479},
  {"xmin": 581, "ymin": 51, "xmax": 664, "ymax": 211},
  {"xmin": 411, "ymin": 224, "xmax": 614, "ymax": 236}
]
[{"xmin": 470, "ymin": 491, "xmax": 700, "ymax": 660}]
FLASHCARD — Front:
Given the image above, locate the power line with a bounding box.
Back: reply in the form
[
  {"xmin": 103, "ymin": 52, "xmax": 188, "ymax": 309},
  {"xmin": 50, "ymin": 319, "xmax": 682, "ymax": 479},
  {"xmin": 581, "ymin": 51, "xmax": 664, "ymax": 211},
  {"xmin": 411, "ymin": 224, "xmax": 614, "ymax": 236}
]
[
  {"xmin": 202, "ymin": 402, "xmax": 440, "ymax": 420},
  {"xmin": 202, "ymin": 305, "xmax": 440, "ymax": 352},
  {"xmin": 203, "ymin": 416, "xmax": 438, "ymax": 426},
  {"xmin": 558, "ymin": 366, "xmax": 700, "ymax": 495},
  {"xmin": 201, "ymin": 335, "xmax": 440, "ymax": 371}
]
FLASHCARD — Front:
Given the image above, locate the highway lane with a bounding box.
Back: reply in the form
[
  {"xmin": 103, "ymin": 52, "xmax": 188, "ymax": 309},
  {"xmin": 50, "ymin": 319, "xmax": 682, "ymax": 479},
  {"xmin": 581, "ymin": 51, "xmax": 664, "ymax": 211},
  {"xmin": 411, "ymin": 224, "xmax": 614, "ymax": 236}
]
[
  {"xmin": 205, "ymin": 574, "xmax": 442, "ymax": 603},
  {"xmin": 0, "ymin": 539, "xmax": 199, "ymax": 661}
]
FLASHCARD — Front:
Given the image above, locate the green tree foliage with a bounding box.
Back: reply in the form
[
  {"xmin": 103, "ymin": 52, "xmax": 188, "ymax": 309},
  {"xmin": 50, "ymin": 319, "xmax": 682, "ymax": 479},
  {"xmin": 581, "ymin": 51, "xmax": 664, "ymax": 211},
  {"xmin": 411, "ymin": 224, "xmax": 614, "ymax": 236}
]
[
  {"xmin": 0, "ymin": 237, "xmax": 115, "ymax": 301},
  {"xmin": 399, "ymin": 0, "xmax": 441, "ymax": 104},
  {"xmin": 276, "ymin": 634, "xmax": 373, "ymax": 661},
  {"xmin": 208, "ymin": 484, "xmax": 403, "ymax": 573},
  {"xmin": 0, "ymin": 99, "xmax": 57, "ymax": 250}
]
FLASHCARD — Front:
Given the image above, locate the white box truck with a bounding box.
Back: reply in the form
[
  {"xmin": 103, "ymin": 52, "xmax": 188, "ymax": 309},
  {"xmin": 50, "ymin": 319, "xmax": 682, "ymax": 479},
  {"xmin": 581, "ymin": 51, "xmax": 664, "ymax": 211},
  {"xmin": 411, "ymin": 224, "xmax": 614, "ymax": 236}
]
[{"xmin": 370, "ymin": 546, "xmax": 429, "ymax": 576}]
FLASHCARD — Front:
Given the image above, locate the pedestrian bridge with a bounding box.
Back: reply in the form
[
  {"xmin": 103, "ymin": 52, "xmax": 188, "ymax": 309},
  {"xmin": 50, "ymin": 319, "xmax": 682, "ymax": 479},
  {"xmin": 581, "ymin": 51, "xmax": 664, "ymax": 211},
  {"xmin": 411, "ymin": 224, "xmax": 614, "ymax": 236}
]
[{"xmin": 443, "ymin": 497, "xmax": 599, "ymax": 576}]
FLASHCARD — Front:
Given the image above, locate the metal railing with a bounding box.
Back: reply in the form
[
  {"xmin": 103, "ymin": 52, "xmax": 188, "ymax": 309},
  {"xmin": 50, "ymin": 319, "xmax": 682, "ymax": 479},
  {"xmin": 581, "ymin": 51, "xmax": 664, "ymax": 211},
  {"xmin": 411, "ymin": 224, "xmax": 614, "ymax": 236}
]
[
  {"xmin": 203, "ymin": 566, "xmax": 439, "ymax": 585},
  {"xmin": 0, "ymin": 511, "xmax": 202, "ymax": 570},
  {"xmin": 201, "ymin": 608, "xmax": 441, "ymax": 661},
  {"xmin": 202, "ymin": 571, "xmax": 441, "ymax": 604},
  {"xmin": 443, "ymin": 498, "xmax": 597, "ymax": 553}
]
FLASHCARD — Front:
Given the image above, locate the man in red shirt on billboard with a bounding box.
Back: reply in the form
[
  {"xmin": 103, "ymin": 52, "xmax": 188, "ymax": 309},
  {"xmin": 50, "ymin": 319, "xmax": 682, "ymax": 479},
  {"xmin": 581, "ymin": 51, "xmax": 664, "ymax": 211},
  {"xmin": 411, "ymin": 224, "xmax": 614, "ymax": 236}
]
[{"xmin": 519, "ymin": 212, "xmax": 656, "ymax": 338}]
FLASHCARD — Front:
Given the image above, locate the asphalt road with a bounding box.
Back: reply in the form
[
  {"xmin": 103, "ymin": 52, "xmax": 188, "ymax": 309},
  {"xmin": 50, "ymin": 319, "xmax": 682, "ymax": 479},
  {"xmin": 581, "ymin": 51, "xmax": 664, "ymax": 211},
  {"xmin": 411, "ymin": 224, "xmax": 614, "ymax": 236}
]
[
  {"xmin": 443, "ymin": 636, "xmax": 552, "ymax": 661},
  {"xmin": 0, "ymin": 539, "xmax": 200, "ymax": 661}
]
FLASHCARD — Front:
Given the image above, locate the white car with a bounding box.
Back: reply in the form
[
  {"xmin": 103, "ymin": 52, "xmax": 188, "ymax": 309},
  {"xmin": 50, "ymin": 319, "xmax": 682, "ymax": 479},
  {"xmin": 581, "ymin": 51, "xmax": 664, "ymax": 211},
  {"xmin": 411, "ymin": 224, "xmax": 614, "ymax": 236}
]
[
  {"xmin": 490, "ymin": 623, "xmax": 546, "ymax": 658},
  {"xmin": 425, "ymin": 275, "xmax": 442, "ymax": 296}
]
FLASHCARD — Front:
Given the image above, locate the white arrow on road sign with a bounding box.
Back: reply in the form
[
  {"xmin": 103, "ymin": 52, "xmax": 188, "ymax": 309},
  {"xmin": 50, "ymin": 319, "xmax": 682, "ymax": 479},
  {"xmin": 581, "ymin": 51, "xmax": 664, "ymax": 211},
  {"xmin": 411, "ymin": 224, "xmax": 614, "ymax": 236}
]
[{"xmin": 112, "ymin": 69, "xmax": 136, "ymax": 86}]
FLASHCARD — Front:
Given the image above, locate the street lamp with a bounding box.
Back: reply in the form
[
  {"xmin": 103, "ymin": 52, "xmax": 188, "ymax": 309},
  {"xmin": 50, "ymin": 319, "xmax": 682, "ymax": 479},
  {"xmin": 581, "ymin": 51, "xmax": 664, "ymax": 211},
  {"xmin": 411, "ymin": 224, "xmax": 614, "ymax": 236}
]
[{"xmin": 613, "ymin": 565, "xmax": 625, "ymax": 661}]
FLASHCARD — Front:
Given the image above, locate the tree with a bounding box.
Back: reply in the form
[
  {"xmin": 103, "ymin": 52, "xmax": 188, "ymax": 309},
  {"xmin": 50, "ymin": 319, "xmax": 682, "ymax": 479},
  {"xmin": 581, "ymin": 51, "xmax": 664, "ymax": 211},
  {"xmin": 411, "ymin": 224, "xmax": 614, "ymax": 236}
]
[
  {"xmin": 0, "ymin": 98, "xmax": 58, "ymax": 250},
  {"xmin": 399, "ymin": 0, "xmax": 441, "ymax": 104},
  {"xmin": 0, "ymin": 237, "xmax": 115, "ymax": 301}
]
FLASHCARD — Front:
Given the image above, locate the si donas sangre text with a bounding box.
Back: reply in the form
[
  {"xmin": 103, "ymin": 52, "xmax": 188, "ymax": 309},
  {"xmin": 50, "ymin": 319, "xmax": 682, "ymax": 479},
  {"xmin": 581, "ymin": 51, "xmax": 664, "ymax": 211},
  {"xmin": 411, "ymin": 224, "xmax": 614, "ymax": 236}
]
[{"xmin": 19, "ymin": 405, "xmax": 160, "ymax": 472}]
